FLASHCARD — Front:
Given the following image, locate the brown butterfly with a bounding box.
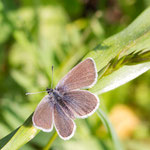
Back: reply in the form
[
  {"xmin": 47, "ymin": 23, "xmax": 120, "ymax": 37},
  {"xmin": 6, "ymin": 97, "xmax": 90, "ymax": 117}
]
[{"xmin": 32, "ymin": 58, "xmax": 99, "ymax": 140}]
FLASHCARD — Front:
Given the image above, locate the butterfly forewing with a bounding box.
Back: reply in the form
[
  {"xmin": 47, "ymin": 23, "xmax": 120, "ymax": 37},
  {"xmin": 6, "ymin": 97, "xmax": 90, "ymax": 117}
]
[
  {"xmin": 32, "ymin": 95, "xmax": 53, "ymax": 132},
  {"xmin": 54, "ymin": 103, "xmax": 76, "ymax": 140},
  {"xmin": 56, "ymin": 58, "xmax": 97, "ymax": 92},
  {"xmin": 63, "ymin": 90, "xmax": 99, "ymax": 118}
]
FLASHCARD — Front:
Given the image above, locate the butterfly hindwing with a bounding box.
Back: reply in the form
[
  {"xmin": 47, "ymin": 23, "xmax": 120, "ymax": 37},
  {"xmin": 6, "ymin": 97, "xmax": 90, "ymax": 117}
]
[
  {"xmin": 54, "ymin": 103, "xmax": 76, "ymax": 140},
  {"xmin": 32, "ymin": 95, "xmax": 53, "ymax": 132},
  {"xmin": 63, "ymin": 90, "xmax": 99, "ymax": 118}
]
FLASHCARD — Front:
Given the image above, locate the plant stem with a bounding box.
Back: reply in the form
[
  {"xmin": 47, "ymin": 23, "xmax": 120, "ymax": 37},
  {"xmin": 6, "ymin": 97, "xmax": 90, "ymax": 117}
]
[
  {"xmin": 43, "ymin": 131, "xmax": 57, "ymax": 150},
  {"xmin": 97, "ymin": 109, "xmax": 123, "ymax": 150}
]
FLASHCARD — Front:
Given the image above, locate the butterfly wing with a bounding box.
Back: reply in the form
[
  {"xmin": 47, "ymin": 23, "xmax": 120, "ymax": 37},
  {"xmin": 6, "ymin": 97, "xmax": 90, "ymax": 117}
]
[
  {"xmin": 32, "ymin": 95, "xmax": 53, "ymax": 132},
  {"xmin": 63, "ymin": 90, "xmax": 99, "ymax": 118},
  {"xmin": 56, "ymin": 58, "xmax": 97, "ymax": 92},
  {"xmin": 54, "ymin": 103, "xmax": 76, "ymax": 140}
]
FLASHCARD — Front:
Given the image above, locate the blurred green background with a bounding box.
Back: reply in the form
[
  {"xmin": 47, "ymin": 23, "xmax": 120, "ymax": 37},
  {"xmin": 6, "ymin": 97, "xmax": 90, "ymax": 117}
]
[{"xmin": 0, "ymin": 0, "xmax": 150, "ymax": 150}]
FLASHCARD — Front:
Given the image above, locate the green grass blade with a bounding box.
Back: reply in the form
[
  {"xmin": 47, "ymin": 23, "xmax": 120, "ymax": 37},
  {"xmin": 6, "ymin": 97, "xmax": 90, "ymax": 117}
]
[
  {"xmin": 90, "ymin": 62, "xmax": 150, "ymax": 95},
  {"xmin": 85, "ymin": 7, "xmax": 150, "ymax": 72},
  {"xmin": 86, "ymin": 7, "xmax": 150, "ymax": 94},
  {"xmin": 0, "ymin": 114, "xmax": 40, "ymax": 150},
  {"xmin": 97, "ymin": 109, "xmax": 123, "ymax": 150},
  {"xmin": 43, "ymin": 131, "xmax": 57, "ymax": 150}
]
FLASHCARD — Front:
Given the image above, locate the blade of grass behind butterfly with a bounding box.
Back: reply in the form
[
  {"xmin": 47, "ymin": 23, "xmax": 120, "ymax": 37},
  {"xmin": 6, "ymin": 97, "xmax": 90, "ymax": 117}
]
[
  {"xmin": 97, "ymin": 109, "xmax": 123, "ymax": 150},
  {"xmin": 0, "ymin": 114, "xmax": 40, "ymax": 150},
  {"xmin": 90, "ymin": 62, "xmax": 150, "ymax": 95},
  {"xmin": 84, "ymin": 7, "xmax": 150, "ymax": 72},
  {"xmin": 86, "ymin": 7, "xmax": 150, "ymax": 95},
  {"xmin": 0, "ymin": 128, "xmax": 19, "ymax": 149}
]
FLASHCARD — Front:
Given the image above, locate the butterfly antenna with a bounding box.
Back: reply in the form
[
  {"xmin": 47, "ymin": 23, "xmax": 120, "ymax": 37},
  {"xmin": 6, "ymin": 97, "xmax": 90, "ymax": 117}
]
[
  {"xmin": 25, "ymin": 91, "xmax": 46, "ymax": 95},
  {"xmin": 51, "ymin": 65, "xmax": 54, "ymax": 88}
]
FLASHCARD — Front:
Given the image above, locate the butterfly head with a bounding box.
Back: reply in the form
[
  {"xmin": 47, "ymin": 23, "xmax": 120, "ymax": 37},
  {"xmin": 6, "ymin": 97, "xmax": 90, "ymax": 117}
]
[{"xmin": 46, "ymin": 88, "xmax": 53, "ymax": 94}]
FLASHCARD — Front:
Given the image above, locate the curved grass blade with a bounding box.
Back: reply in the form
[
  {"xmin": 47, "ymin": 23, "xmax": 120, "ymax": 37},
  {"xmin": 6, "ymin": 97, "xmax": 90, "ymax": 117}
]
[
  {"xmin": 43, "ymin": 131, "xmax": 57, "ymax": 150},
  {"xmin": 90, "ymin": 62, "xmax": 150, "ymax": 95},
  {"xmin": 97, "ymin": 109, "xmax": 123, "ymax": 150},
  {"xmin": 0, "ymin": 114, "xmax": 40, "ymax": 150},
  {"xmin": 85, "ymin": 7, "xmax": 150, "ymax": 72}
]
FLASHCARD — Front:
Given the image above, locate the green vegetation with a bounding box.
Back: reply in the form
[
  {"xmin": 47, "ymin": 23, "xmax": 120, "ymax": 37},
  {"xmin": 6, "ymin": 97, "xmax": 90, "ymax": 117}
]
[{"xmin": 0, "ymin": 0, "xmax": 150, "ymax": 150}]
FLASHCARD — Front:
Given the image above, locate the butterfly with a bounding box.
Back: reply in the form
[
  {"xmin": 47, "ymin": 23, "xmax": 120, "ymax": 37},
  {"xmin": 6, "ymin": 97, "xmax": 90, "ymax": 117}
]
[{"xmin": 32, "ymin": 58, "xmax": 99, "ymax": 140}]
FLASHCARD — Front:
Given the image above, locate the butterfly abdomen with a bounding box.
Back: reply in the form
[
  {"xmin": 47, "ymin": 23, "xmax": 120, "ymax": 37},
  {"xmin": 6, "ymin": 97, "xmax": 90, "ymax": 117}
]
[{"xmin": 52, "ymin": 91, "xmax": 75, "ymax": 119}]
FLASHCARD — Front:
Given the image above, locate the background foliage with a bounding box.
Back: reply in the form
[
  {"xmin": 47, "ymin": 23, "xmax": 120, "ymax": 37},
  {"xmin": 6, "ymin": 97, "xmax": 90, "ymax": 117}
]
[{"xmin": 0, "ymin": 0, "xmax": 150, "ymax": 150}]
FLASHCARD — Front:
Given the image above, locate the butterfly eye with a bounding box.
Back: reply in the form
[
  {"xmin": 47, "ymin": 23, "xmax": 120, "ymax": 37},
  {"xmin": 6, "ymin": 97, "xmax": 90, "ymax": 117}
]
[{"xmin": 46, "ymin": 88, "xmax": 53, "ymax": 93}]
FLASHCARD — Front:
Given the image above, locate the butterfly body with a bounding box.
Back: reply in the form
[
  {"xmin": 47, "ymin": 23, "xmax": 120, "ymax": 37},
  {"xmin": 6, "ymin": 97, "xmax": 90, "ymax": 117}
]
[
  {"xmin": 46, "ymin": 88, "xmax": 75, "ymax": 119},
  {"xmin": 32, "ymin": 58, "xmax": 99, "ymax": 140},
  {"xmin": 46, "ymin": 88, "xmax": 62, "ymax": 104}
]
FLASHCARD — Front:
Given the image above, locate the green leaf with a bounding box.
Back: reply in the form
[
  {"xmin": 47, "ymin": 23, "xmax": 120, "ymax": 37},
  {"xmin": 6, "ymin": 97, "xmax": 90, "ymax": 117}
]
[
  {"xmin": 0, "ymin": 115, "xmax": 40, "ymax": 150},
  {"xmin": 87, "ymin": 7, "xmax": 150, "ymax": 94},
  {"xmin": 90, "ymin": 62, "xmax": 150, "ymax": 95},
  {"xmin": 97, "ymin": 109, "xmax": 123, "ymax": 150},
  {"xmin": 85, "ymin": 7, "xmax": 150, "ymax": 72},
  {"xmin": 43, "ymin": 131, "xmax": 57, "ymax": 150}
]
